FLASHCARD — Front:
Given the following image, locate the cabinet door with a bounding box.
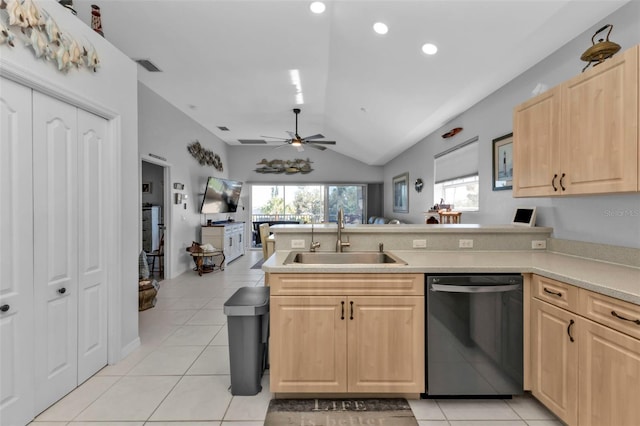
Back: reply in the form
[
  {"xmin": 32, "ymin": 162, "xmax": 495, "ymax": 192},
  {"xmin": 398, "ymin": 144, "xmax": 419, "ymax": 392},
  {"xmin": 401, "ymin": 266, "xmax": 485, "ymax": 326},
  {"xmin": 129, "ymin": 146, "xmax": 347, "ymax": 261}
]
[
  {"xmin": 0, "ymin": 78, "xmax": 35, "ymax": 426},
  {"xmin": 347, "ymin": 296, "xmax": 424, "ymax": 393},
  {"xmin": 561, "ymin": 46, "xmax": 638, "ymax": 194},
  {"xmin": 270, "ymin": 296, "xmax": 347, "ymax": 393},
  {"xmin": 531, "ymin": 299, "xmax": 578, "ymax": 425},
  {"xmin": 513, "ymin": 86, "xmax": 561, "ymax": 197},
  {"xmin": 33, "ymin": 91, "xmax": 79, "ymax": 413},
  {"xmin": 578, "ymin": 317, "xmax": 640, "ymax": 426}
]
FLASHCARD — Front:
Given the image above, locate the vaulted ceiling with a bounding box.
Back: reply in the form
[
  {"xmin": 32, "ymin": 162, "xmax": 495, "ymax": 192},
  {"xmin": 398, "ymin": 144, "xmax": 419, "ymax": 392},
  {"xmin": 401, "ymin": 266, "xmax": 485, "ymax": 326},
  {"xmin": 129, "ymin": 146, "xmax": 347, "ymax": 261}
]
[{"xmin": 74, "ymin": 0, "xmax": 628, "ymax": 165}]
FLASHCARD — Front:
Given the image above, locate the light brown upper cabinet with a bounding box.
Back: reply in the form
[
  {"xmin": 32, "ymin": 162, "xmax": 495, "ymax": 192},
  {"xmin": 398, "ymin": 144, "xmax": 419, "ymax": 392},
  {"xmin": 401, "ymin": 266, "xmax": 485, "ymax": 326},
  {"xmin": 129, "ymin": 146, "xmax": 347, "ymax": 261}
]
[{"xmin": 514, "ymin": 45, "xmax": 638, "ymax": 197}]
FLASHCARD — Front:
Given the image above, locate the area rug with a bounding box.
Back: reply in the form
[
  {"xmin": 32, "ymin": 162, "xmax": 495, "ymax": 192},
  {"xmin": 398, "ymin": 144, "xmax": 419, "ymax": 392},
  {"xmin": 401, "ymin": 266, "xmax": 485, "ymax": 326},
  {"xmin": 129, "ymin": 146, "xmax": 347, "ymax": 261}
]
[
  {"xmin": 250, "ymin": 258, "xmax": 266, "ymax": 269},
  {"xmin": 264, "ymin": 398, "xmax": 418, "ymax": 426}
]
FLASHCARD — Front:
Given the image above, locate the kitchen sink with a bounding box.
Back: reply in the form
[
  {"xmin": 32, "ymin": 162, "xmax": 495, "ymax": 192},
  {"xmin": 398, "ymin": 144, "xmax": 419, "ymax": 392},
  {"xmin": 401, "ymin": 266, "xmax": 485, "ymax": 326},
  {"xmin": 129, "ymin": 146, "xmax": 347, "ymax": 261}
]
[{"xmin": 283, "ymin": 251, "xmax": 407, "ymax": 265}]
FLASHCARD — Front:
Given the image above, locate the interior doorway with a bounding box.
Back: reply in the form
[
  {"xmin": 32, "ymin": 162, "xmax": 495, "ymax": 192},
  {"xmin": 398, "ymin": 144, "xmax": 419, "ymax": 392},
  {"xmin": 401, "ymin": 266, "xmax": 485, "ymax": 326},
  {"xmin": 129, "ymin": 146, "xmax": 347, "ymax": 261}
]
[{"xmin": 141, "ymin": 159, "xmax": 170, "ymax": 280}]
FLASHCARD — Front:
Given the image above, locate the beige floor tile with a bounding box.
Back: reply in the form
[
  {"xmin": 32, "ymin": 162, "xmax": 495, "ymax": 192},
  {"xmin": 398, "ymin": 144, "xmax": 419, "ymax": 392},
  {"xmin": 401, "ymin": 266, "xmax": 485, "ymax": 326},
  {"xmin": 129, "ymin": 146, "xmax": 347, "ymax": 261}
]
[
  {"xmin": 437, "ymin": 400, "xmax": 520, "ymax": 421},
  {"xmin": 524, "ymin": 421, "xmax": 564, "ymax": 426},
  {"xmin": 203, "ymin": 298, "xmax": 228, "ymax": 309},
  {"xmin": 28, "ymin": 422, "xmax": 69, "ymax": 425},
  {"xmin": 209, "ymin": 326, "xmax": 229, "ymax": 346},
  {"xmin": 220, "ymin": 422, "xmax": 264, "ymax": 426},
  {"xmin": 69, "ymin": 423, "xmax": 144, "ymax": 426},
  {"xmin": 187, "ymin": 309, "xmax": 227, "ymax": 325},
  {"xmin": 409, "ymin": 399, "xmax": 446, "ymax": 420},
  {"xmin": 129, "ymin": 346, "xmax": 206, "ymax": 376},
  {"xmin": 505, "ymin": 395, "xmax": 557, "ymax": 420},
  {"xmin": 223, "ymin": 376, "xmax": 271, "ymax": 421},
  {"xmin": 163, "ymin": 325, "xmax": 223, "ymax": 346},
  {"xmin": 148, "ymin": 376, "xmax": 233, "ymax": 421},
  {"xmin": 187, "ymin": 346, "xmax": 230, "ymax": 375},
  {"xmin": 418, "ymin": 422, "xmax": 450, "ymax": 426},
  {"xmin": 140, "ymin": 309, "xmax": 198, "ymax": 326},
  {"xmin": 448, "ymin": 421, "xmax": 526, "ymax": 426},
  {"xmin": 146, "ymin": 422, "xmax": 220, "ymax": 426},
  {"xmin": 75, "ymin": 376, "xmax": 179, "ymax": 421},
  {"xmin": 35, "ymin": 376, "xmax": 120, "ymax": 421},
  {"xmin": 157, "ymin": 298, "xmax": 211, "ymax": 310}
]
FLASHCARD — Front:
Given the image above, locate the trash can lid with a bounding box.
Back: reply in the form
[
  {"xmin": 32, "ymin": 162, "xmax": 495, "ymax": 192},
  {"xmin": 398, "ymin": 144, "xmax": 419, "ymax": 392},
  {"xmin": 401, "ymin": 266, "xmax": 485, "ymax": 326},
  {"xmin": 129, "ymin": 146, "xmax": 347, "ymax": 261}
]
[{"xmin": 223, "ymin": 286, "xmax": 270, "ymax": 316}]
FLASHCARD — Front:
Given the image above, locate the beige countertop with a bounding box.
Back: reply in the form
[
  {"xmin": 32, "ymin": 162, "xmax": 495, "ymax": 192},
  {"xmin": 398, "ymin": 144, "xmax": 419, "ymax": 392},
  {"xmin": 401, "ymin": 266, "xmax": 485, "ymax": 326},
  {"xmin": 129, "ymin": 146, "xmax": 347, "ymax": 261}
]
[
  {"xmin": 269, "ymin": 223, "xmax": 554, "ymax": 234},
  {"xmin": 263, "ymin": 250, "xmax": 640, "ymax": 305}
]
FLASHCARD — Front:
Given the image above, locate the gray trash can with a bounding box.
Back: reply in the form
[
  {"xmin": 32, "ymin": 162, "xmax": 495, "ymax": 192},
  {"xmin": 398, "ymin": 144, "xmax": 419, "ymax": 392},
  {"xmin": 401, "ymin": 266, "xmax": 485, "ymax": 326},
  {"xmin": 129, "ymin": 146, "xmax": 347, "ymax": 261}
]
[{"xmin": 223, "ymin": 286, "xmax": 269, "ymax": 395}]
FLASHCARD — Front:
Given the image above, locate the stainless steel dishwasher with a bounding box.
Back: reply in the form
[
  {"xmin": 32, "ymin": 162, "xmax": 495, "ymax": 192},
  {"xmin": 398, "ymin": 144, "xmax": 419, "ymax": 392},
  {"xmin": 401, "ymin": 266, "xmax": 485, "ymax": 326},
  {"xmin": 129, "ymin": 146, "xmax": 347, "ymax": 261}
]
[{"xmin": 426, "ymin": 274, "xmax": 524, "ymax": 396}]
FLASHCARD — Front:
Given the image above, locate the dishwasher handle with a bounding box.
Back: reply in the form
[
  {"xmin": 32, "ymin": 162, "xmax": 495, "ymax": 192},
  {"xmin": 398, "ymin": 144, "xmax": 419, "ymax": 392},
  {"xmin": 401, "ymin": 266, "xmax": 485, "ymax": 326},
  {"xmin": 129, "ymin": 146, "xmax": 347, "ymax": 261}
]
[{"xmin": 430, "ymin": 283, "xmax": 522, "ymax": 293}]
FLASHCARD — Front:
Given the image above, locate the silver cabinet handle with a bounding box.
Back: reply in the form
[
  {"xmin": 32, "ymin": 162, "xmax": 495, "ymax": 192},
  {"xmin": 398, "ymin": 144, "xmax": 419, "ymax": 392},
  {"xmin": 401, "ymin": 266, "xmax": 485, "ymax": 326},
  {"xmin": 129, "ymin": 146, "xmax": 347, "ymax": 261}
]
[{"xmin": 431, "ymin": 284, "xmax": 521, "ymax": 293}]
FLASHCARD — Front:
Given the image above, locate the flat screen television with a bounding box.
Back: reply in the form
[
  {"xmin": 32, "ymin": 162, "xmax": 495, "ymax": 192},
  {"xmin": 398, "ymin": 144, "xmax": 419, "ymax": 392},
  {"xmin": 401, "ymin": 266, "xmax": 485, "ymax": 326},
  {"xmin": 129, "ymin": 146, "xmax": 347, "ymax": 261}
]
[{"xmin": 200, "ymin": 177, "xmax": 243, "ymax": 214}]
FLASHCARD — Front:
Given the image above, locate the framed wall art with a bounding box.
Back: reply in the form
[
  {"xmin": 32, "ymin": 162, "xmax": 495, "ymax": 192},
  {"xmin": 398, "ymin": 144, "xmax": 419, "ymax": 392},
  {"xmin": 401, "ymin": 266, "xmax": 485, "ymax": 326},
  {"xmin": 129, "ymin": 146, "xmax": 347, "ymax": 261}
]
[
  {"xmin": 142, "ymin": 182, "xmax": 152, "ymax": 193},
  {"xmin": 393, "ymin": 172, "xmax": 409, "ymax": 213},
  {"xmin": 492, "ymin": 133, "xmax": 513, "ymax": 190}
]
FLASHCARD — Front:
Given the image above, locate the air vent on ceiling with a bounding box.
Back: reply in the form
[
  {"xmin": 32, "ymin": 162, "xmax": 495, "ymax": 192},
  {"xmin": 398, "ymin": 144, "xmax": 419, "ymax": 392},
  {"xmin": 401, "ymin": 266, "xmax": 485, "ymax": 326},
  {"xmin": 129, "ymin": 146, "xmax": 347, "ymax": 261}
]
[
  {"xmin": 238, "ymin": 139, "xmax": 267, "ymax": 144},
  {"xmin": 135, "ymin": 59, "xmax": 162, "ymax": 72},
  {"xmin": 217, "ymin": 126, "xmax": 230, "ymax": 131}
]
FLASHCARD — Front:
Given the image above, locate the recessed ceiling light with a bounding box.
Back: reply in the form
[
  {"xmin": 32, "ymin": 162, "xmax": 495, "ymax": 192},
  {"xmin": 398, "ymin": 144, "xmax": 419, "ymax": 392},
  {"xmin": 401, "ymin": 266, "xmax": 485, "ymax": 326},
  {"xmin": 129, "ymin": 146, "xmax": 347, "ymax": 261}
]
[
  {"xmin": 373, "ymin": 22, "xmax": 388, "ymax": 35},
  {"xmin": 310, "ymin": 2, "xmax": 325, "ymax": 14},
  {"xmin": 422, "ymin": 43, "xmax": 438, "ymax": 55}
]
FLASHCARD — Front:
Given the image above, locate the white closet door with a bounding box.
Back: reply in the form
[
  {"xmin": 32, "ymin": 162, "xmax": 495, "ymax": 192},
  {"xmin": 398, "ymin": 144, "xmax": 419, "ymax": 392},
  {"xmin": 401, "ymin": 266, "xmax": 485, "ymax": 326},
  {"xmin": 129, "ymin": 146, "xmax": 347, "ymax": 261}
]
[
  {"xmin": 0, "ymin": 78, "xmax": 35, "ymax": 426},
  {"xmin": 33, "ymin": 91, "xmax": 79, "ymax": 414},
  {"xmin": 77, "ymin": 109, "xmax": 108, "ymax": 384}
]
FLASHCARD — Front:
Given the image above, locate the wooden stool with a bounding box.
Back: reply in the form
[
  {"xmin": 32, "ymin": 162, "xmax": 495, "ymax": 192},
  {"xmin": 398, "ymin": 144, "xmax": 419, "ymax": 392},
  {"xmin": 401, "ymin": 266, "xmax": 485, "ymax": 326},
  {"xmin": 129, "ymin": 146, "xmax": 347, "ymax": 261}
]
[{"xmin": 438, "ymin": 210, "xmax": 462, "ymax": 224}]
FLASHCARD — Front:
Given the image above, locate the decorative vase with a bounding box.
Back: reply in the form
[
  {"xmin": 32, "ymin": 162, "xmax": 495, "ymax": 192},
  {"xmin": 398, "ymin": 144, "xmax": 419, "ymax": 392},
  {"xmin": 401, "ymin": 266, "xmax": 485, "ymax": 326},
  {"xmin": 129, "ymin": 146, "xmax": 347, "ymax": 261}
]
[{"xmin": 91, "ymin": 4, "xmax": 104, "ymax": 37}]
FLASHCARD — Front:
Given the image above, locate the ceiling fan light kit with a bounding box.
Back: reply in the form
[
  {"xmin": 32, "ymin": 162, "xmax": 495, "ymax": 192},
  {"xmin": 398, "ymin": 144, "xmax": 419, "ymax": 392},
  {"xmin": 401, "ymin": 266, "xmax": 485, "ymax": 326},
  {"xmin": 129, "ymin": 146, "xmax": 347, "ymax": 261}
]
[{"xmin": 260, "ymin": 108, "xmax": 337, "ymax": 152}]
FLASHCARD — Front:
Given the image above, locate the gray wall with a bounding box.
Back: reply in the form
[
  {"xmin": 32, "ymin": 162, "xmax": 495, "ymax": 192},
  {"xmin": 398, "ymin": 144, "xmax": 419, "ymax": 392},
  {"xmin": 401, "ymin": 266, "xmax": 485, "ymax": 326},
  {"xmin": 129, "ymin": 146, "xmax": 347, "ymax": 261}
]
[
  {"xmin": 383, "ymin": 1, "xmax": 640, "ymax": 249},
  {"xmin": 138, "ymin": 83, "xmax": 232, "ymax": 277}
]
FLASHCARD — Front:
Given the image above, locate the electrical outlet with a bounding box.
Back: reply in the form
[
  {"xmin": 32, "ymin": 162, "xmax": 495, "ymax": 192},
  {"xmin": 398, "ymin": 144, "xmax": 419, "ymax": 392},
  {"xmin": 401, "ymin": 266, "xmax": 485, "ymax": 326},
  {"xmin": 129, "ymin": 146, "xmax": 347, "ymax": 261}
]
[
  {"xmin": 532, "ymin": 240, "xmax": 547, "ymax": 249},
  {"xmin": 413, "ymin": 239, "xmax": 427, "ymax": 248},
  {"xmin": 291, "ymin": 239, "xmax": 306, "ymax": 249},
  {"xmin": 459, "ymin": 239, "xmax": 474, "ymax": 248}
]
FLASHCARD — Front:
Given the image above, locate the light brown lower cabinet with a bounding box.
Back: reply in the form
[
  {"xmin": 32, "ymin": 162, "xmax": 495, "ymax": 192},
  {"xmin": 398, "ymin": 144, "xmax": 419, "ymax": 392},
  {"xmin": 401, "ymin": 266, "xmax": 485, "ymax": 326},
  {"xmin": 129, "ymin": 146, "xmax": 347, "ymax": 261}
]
[
  {"xmin": 531, "ymin": 275, "xmax": 640, "ymax": 426},
  {"xmin": 269, "ymin": 273, "xmax": 424, "ymax": 394}
]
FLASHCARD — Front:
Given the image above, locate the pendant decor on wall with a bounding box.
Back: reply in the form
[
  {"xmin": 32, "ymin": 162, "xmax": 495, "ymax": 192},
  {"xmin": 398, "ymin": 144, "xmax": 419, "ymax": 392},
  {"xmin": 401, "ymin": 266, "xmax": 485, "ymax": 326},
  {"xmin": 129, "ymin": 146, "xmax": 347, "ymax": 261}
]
[
  {"xmin": 187, "ymin": 140, "xmax": 223, "ymax": 171},
  {"xmin": 255, "ymin": 158, "xmax": 313, "ymax": 174},
  {"xmin": 0, "ymin": 0, "xmax": 101, "ymax": 72}
]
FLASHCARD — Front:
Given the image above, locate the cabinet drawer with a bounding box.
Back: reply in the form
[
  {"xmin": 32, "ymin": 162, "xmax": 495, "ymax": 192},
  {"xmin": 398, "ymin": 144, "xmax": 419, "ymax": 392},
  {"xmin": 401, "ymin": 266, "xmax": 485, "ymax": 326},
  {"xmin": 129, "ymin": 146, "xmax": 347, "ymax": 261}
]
[
  {"xmin": 579, "ymin": 289, "xmax": 640, "ymax": 340},
  {"xmin": 532, "ymin": 275, "xmax": 578, "ymax": 311},
  {"xmin": 269, "ymin": 273, "xmax": 424, "ymax": 296}
]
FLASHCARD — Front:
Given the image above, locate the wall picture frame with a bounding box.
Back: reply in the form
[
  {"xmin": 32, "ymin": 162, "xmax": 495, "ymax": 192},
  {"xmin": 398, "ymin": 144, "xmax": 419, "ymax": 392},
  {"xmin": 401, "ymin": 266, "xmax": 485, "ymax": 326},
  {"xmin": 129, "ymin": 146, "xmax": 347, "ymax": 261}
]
[
  {"xmin": 392, "ymin": 172, "xmax": 409, "ymax": 213},
  {"xmin": 492, "ymin": 132, "xmax": 513, "ymax": 190},
  {"xmin": 142, "ymin": 182, "xmax": 152, "ymax": 193}
]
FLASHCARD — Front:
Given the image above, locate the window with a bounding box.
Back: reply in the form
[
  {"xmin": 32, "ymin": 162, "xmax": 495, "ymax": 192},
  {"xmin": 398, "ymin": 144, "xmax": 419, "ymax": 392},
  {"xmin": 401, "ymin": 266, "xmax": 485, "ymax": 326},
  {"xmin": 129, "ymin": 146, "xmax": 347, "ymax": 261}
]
[
  {"xmin": 434, "ymin": 136, "xmax": 479, "ymax": 211},
  {"xmin": 434, "ymin": 175, "xmax": 479, "ymax": 211}
]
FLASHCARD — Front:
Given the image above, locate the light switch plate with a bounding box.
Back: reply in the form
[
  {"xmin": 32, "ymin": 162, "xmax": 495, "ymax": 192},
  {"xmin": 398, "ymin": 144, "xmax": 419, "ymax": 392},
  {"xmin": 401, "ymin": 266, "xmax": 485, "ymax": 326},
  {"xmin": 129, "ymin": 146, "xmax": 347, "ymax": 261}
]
[
  {"xmin": 459, "ymin": 239, "xmax": 474, "ymax": 248},
  {"xmin": 291, "ymin": 239, "xmax": 305, "ymax": 248},
  {"xmin": 413, "ymin": 239, "xmax": 427, "ymax": 248},
  {"xmin": 532, "ymin": 240, "xmax": 547, "ymax": 249}
]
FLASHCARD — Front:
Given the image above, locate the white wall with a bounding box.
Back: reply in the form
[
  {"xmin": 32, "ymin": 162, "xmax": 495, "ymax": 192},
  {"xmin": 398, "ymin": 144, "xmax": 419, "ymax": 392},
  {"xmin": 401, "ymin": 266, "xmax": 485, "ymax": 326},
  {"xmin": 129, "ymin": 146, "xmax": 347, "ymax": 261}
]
[
  {"xmin": 227, "ymin": 145, "xmax": 384, "ymax": 224},
  {"xmin": 138, "ymin": 83, "xmax": 231, "ymax": 277},
  {"xmin": 0, "ymin": 0, "xmax": 139, "ymax": 358},
  {"xmin": 383, "ymin": 1, "xmax": 640, "ymax": 249}
]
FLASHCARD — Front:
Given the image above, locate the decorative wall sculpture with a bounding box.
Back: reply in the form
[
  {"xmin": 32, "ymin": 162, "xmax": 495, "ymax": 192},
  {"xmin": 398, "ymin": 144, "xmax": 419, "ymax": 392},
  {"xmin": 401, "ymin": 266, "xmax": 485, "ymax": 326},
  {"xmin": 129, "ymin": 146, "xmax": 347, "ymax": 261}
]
[
  {"xmin": 0, "ymin": 0, "xmax": 100, "ymax": 72},
  {"xmin": 255, "ymin": 158, "xmax": 313, "ymax": 174},
  {"xmin": 187, "ymin": 140, "xmax": 223, "ymax": 171}
]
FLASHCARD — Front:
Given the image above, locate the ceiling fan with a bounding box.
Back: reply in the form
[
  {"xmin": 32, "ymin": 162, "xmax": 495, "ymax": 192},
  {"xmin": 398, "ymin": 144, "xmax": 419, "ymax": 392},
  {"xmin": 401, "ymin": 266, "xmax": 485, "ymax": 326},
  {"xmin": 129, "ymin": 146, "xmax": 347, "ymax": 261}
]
[{"xmin": 261, "ymin": 108, "xmax": 336, "ymax": 151}]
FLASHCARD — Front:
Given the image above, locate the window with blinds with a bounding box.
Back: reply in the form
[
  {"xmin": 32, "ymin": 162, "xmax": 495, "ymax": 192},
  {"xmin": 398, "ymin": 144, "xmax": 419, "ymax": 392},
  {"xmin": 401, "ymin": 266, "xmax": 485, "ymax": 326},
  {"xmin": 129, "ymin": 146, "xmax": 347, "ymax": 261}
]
[{"xmin": 434, "ymin": 136, "xmax": 480, "ymax": 211}]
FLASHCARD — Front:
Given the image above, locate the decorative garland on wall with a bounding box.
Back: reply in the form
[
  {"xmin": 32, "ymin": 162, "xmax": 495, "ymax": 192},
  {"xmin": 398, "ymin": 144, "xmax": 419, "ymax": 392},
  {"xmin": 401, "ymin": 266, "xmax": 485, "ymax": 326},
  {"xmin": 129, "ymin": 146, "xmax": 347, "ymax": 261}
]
[
  {"xmin": 187, "ymin": 140, "xmax": 223, "ymax": 171},
  {"xmin": 0, "ymin": 0, "xmax": 100, "ymax": 72}
]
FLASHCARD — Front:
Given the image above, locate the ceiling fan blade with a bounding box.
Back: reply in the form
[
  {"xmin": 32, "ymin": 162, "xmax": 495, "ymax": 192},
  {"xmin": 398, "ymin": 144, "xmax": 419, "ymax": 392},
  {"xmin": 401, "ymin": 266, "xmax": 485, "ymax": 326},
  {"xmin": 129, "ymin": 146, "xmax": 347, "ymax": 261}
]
[
  {"xmin": 286, "ymin": 131, "xmax": 296, "ymax": 139},
  {"xmin": 238, "ymin": 139, "xmax": 268, "ymax": 144},
  {"xmin": 301, "ymin": 133, "xmax": 324, "ymax": 140},
  {"xmin": 308, "ymin": 140, "xmax": 336, "ymax": 145},
  {"xmin": 307, "ymin": 144, "xmax": 327, "ymax": 151},
  {"xmin": 274, "ymin": 143, "xmax": 289, "ymax": 150},
  {"xmin": 261, "ymin": 135, "xmax": 291, "ymax": 141}
]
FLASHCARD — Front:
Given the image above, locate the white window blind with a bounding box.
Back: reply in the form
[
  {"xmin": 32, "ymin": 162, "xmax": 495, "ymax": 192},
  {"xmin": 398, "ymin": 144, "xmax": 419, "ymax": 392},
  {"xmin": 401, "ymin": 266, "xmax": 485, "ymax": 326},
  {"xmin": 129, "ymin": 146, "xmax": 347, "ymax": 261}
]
[{"xmin": 434, "ymin": 136, "xmax": 479, "ymax": 183}]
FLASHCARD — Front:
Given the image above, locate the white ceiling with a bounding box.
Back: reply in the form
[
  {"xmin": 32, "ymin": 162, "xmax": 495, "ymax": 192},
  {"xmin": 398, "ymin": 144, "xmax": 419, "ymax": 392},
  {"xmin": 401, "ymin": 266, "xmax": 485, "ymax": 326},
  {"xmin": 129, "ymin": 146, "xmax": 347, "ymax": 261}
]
[{"xmin": 74, "ymin": 0, "xmax": 628, "ymax": 165}]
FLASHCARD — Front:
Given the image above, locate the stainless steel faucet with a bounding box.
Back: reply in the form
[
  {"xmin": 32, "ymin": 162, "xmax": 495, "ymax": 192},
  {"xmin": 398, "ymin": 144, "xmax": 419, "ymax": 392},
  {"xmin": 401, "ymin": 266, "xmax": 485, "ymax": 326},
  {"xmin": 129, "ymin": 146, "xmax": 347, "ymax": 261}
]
[
  {"xmin": 336, "ymin": 208, "xmax": 350, "ymax": 252},
  {"xmin": 310, "ymin": 220, "xmax": 320, "ymax": 252}
]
